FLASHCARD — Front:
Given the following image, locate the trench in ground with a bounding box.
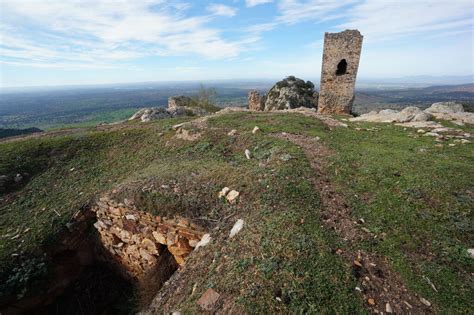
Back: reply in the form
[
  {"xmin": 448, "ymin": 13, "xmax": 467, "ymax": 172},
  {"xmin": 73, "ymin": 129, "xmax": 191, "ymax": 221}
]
[{"xmin": 6, "ymin": 208, "xmax": 180, "ymax": 315}]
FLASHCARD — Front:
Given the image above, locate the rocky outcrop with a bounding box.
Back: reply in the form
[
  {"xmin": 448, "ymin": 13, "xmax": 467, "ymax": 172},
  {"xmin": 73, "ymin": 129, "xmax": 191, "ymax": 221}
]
[
  {"xmin": 263, "ymin": 76, "xmax": 318, "ymax": 111},
  {"xmin": 425, "ymin": 102, "xmax": 474, "ymax": 125},
  {"xmin": 92, "ymin": 196, "xmax": 206, "ymax": 279},
  {"xmin": 350, "ymin": 107, "xmax": 432, "ymax": 123},
  {"xmin": 248, "ymin": 90, "xmax": 264, "ymax": 111},
  {"xmin": 350, "ymin": 102, "xmax": 473, "ymax": 126},
  {"xmin": 129, "ymin": 95, "xmax": 209, "ymax": 122},
  {"xmin": 425, "ymin": 102, "xmax": 464, "ymax": 114}
]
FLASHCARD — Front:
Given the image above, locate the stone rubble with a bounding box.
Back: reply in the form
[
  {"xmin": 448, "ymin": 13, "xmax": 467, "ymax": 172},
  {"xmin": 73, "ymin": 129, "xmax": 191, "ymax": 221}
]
[
  {"xmin": 350, "ymin": 102, "xmax": 474, "ymax": 127},
  {"xmin": 92, "ymin": 196, "xmax": 206, "ymax": 279}
]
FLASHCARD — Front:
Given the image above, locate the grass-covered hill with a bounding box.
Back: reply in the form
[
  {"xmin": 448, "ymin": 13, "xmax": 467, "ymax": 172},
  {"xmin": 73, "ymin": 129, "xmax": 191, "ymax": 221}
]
[{"xmin": 0, "ymin": 111, "xmax": 472, "ymax": 314}]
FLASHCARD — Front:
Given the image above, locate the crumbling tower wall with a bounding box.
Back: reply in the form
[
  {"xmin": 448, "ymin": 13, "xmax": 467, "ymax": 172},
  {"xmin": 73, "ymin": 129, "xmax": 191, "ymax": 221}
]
[{"xmin": 318, "ymin": 30, "xmax": 363, "ymax": 114}]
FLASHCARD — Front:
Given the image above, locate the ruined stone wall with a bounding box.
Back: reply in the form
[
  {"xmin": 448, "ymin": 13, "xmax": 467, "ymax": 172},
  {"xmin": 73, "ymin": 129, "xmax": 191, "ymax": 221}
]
[
  {"xmin": 318, "ymin": 30, "xmax": 363, "ymax": 114},
  {"xmin": 92, "ymin": 196, "xmax": 206, "ymax": 279},
  {"xmin": 248, "ymin": 90, "xmax": 264, "ymax": 111},
  {"xmin": 168, "ymin": 96, "xmax": 194, "ymax": 109}
]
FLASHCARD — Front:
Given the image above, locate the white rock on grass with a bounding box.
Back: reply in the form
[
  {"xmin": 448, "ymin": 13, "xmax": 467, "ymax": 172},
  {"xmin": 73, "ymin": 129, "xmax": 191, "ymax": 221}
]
[
  {"xmin": 226, "ymin": 190, "xmax": 240, "ymax": 203},
  {"xmin": 252, "ymin": 126, "xmax": 260, "ymax": 134},
  {"xmin": 195, "ymin": 234, "xmax": 211, "ymax": 249},
  {"xmin": 218, "ymin": 187, "xmax": 230, "ymax": 198},
  {"xmin": 417, "ymin": 129, "xmax": 426, "ymax": 134},
  {"xmin": 420, "ymin": 297, "xmax": 431, "ymax": 307},
  {"xmin": 245, "ymin": 149, "xmax": 251, "ymax": 159},
  {"xmin": 425, "ymin": 102, "xmax": 464, "ymax": 114},
  {"xmin": 467, "ymin": 248, "xmax": 474, "ymax": 259},
  {"xmin": 227, "ymin": 129, "xmax": 237, "ymax": 136},
  {"xmin": 229, "ymin": 219, "xmax": 244, "ymax": 238}
]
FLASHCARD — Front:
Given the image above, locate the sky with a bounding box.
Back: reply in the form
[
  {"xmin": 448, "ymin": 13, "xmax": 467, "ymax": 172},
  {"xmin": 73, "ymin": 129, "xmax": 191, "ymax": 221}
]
[{"xmin": 0, "ymin": 0, "xmax": 473, "ymax": 87}]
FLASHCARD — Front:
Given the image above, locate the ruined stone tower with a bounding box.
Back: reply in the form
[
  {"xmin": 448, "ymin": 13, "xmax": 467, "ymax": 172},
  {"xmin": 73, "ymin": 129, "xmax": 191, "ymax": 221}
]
[{"xmin": 317, "ymin": 30, "xmax": 363, "ymax": 114}]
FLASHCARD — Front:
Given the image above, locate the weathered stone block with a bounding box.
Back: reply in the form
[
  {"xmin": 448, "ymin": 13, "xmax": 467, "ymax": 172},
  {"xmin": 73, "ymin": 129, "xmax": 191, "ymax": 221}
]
[{"xmin": 248, "ymin": 90, "xmax": 264, "ymax": 111}]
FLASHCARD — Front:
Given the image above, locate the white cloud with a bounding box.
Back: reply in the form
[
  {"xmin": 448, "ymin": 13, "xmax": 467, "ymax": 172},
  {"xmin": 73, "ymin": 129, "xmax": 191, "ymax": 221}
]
[
  {"xmin": 276, "ymin": 0, "xmax": 356, "ymax": 24},
  {"xmin": 207, "ymin": 4, "xmax": 238, "ymax": 17},
  {"xmin": 0, "ymin": 0, "xmax": 248, "ymax": 67},
  {"xmin": 246, "ymin": 0, "xmax": 273, "ymax": 7},
  {"xmin": 339, "ymin": 0, "xmax": 474, "ymax": 42}
]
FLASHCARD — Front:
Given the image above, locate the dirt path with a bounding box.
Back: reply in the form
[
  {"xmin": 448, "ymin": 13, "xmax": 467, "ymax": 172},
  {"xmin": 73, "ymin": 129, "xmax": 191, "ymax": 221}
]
[{"xmin": 274, "ymin": 133, "xmax": 433, "ymax": 314}]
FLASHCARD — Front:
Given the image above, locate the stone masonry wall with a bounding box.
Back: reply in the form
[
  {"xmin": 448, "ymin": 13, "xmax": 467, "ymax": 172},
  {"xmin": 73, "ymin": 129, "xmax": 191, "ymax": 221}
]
[
  {"xmin": 248, "ymin": 90, "xmax": 264, "ymax": 111},
  {"xmin": 318, "ymin": 29, "xmax": 363, "ymax": 114},
  {"xmin": 92, "ymin": 196, "xmax": 206, "ymax": 279}
]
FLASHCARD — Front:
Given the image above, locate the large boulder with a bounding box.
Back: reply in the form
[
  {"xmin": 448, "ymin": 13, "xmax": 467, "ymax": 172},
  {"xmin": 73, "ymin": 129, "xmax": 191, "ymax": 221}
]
[
  {"xmin": 263, "ymin": 76, "xmax": 318, "ymax": 111},
  {"xmin": 398, "ymin": 107, "xmax": 432, "ymax": 122},
  {"xmin": 425, "ymin": 102, "xmax": 464, "ymax": 114},
  {"xmin": 350, "ymin": 106, "xmax": 432, "ymax": 123}
]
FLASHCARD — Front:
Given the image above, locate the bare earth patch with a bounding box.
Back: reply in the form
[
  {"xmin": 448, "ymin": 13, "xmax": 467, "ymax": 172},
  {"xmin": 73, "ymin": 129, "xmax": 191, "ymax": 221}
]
[{"xmin": 274, "ymin": 132, "xmax": 433, "ymax": 314}]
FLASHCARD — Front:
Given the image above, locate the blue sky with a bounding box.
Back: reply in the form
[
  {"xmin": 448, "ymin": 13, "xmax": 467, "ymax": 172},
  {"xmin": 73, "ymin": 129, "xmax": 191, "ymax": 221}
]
[{"xmin": 1, "ymin": 0, "xmax": 473, "ymax": 87}]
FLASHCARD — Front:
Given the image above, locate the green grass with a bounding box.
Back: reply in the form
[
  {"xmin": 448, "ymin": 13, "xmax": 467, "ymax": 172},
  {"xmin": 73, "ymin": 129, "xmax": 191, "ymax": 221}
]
[
  {"xmin": 0, "ymin": 111, "xmax": 472, "ymax": 313},
  {"xmin": 324, "ymin": 121, "xmax": 474, "ymax": 314}
]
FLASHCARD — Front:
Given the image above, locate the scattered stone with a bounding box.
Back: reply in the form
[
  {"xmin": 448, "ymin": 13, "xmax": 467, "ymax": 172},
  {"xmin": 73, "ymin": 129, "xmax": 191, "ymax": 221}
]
[
  {"xmin": 229, "ymin": 219, "xmax": 244, "ymax": 238},
  {"xmin": 448, "ymin": 143, "xmax": 456, "ymax": 147},
  {"xmin": 367, "ymin": 298, "xmax": 375, "ymax": 305},
  {"xmin": 420, "ymin": 297, "xmax": 431, "ymax": 307},
  {"xmin": 280, "ymin": 153, "xmax": 292, "ymax": 161},
  {"xmin": 197, "ymin": 288, "xmax": 220, "ymax": 311},
  {"xmin": 125, "ymin": 214, "xmax": 136, "ymax": 221},
  {"xmin": 252, "ymin": 126, "xmax": 260, "ymax": 134},
  {"xmin": 460, "ymin": 139, "xmax": 471, "ymax": 144},
  {"xmin": 195, "ymin": 234, "xmax": 211, "ymax": 249},
  {"xmin": 227, "ymin": 129, "xmax": 237, "ymax": 136},
  {"xmin": 424, "ymin": 132, "xmax": 439, "ymax": 137},
  {"xmin": 218, "ymin": 187, "xmax": 230, "ymax": 198},
  {"xmin": 226, "ymin": 190, "xmax": 240, "ymax": 203},
  {"xmin": 417, "ymin": 129, "xmax": 426, "ymax": 134},
  {"xmin": 245, "ymin": 149, "xmax": 251, "ymax": 160},
  {"xmin": 350, "ymin": 102, "xmax": 474, "ymax": 126},
  {"xmin": 386, "ymin": 303, "xmax": 393, "ymax": 313},
  {"xmin": 467, "ymin": 248, "xmax": 474, "ymax": 259}
]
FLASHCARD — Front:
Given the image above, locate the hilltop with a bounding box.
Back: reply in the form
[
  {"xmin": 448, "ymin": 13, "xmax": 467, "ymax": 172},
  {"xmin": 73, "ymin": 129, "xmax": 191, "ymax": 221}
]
[{"xmin": 0, "ymin": 105, "xmax": 472, "ymax": 314}]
